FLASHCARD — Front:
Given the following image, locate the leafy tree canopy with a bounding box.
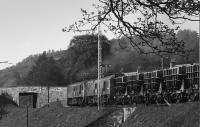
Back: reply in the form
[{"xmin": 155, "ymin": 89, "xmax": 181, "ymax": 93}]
[
  {"xmin": 63, "ymin": 0, "xmax": 199, "ymax": 56},
  {"xmin": 59, "ymin": 34, "xmax": 111, "ymax": 83},
  {"xmin": 24, "ymin": 52, "xmax": 65, "ymax": 86},
  {"xmin": 176, "ymin": 29, "xmax": 199, "ymax": 63}
]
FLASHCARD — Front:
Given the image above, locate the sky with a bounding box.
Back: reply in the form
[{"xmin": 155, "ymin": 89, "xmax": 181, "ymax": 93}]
[{"xmin": 0, "ymin": 0, "xmax": 199, "ymax": 70}]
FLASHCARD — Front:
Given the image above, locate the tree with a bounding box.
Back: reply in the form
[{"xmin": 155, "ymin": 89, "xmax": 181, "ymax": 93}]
[
  {"xmin": 59, "ymin": 34, "xmax": 111, "ymax": 83},
  {"xmin": 105, "ymin": 37, "xmax": 162, "ymax": 73},
  {"xmin": 68, "ymin": 34, "xmax": 110, "ymax": 66},
  {"xmin": 24, "ymin": 52, "xmax": 65, "ymax": 86},
  {"xmin": 63, "ymin": 0, "xmax": 199, "ymax": 56},
  {"xmin": 176, "ymin": 29, "xmax": 199, "ymax": 63},
  {"xmin": 14, "ymin": 71, "xmax": 22, "ymax": 86}
]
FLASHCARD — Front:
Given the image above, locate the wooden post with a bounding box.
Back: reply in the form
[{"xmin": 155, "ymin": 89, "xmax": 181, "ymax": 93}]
[
  {"xmin": 97, "ymin": 10, "xmax": 102, "ymax": 110},
  {"xmin": 48, "ymin": 85, "xmax": 50, "ymax": 107},
  {"xmin": 199, "ymin": 13, "xmax": 200, "ymax": 101},
  {"xmin": 26, "ymin": 105, "xmax": 28, "ymax": 127}
]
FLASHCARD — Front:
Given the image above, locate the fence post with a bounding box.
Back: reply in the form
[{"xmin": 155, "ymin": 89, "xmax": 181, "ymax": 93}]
[{"xmin": 26, "ymin": 105, "xmax": 28, "ymax": 127}]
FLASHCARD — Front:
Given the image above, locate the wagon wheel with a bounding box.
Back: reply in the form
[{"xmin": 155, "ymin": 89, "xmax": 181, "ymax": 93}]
[
  {"xmin": 189, "ymin": 94, "xmax": 196, "ymax": 102},
  {"xmin": 121, "ymin": 97, "xmax": 124, "ymax": 105},
  {"xmin": 175, "ymin": 94, "xmax": 181, "ymax": 103},
  {"xmin": 156, "ymin": 95, "xmax": 162, "ymax": 104},
  {"xmin": 130, "ymin": 97, "xmax": 135, "ymax": 105}
]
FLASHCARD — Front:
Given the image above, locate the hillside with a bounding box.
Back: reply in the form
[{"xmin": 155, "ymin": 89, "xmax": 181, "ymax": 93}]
[
  {"xmin": 0, "ymin": 30, "xmax": 198, "ymax": 87},
  {"xmin": 0, "ymin": 102, "xmax": 118, "ymax": 127},
  {"xmin": 0, "ymin": 50, "xmax": 66, "ymax": 87},
  {"xmin": 122, "ymin": 102, "xmax": 200, "ymax": 127}
]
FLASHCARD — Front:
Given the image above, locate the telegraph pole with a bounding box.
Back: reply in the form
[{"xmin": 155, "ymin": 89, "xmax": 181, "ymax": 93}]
[
  {"xmin": 26, "ymin": 105, "xmax": 28, "ymax": 127},
  {"xmin": 47, "ymin": 84, "xmax": 50, "ymax": 107},
  {"xmin": 97, "ymin": 10, "xmax": 102, "ymax": 110},
  {"xmin": 199, "ymin": 13, "xmax": 200, "ymax": 101},
  {"xmin": 161, "ymin": 57, "xmax": 164, "ymax": 69}
]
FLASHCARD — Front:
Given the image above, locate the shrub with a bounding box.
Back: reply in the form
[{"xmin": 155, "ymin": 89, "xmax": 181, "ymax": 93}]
[{"xmin": 0, "ymin": 93, "xmax": 17, "ymax": 120}]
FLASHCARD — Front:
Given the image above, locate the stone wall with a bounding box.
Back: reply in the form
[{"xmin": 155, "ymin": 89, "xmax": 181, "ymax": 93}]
[{"xmin": 0, "ymin": 86, "xmax": 68, "ymax": 108}]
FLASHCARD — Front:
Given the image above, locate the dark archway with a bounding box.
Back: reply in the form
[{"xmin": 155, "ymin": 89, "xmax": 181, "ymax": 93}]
[{"xmin": 19, "ymin": 92, "xmax": 38, "ymax": 108}]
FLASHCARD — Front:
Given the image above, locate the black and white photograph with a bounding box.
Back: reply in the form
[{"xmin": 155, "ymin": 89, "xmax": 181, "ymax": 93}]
[{"xmin": 0, "ymin": 0, "xmax": 199, "ymax": 127}]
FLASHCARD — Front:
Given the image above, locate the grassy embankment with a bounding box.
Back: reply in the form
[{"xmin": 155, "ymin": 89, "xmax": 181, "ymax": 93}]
[{"xmin": 0, "ymin": 102, "xmax": 199, "ymax": 127}]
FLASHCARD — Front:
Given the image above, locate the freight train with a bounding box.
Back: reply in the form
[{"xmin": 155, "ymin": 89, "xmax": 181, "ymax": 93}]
[{"xmin": 67, "ymin": 63, "xmax": 199, "ymax": 106}]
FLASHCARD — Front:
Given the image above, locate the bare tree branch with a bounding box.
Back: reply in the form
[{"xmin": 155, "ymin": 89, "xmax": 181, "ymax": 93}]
[{"xmin": 63, "ymin": 0, "xmax": 200, "ymax": 56}]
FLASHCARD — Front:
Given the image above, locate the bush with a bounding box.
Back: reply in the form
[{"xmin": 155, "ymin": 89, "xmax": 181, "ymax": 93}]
[
  {"xmin": 0, "ymin": 93, "xmax": 17, "ymax": 120},
  {"xmin": 0, "ymin": 93, "xmax": 17, "ymax": 107}
]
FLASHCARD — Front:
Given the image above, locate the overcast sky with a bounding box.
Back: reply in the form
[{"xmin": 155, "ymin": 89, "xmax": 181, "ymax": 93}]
[{"xmin": 0, "ymin": 0, "xmax": 199, "ymax": 70}]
